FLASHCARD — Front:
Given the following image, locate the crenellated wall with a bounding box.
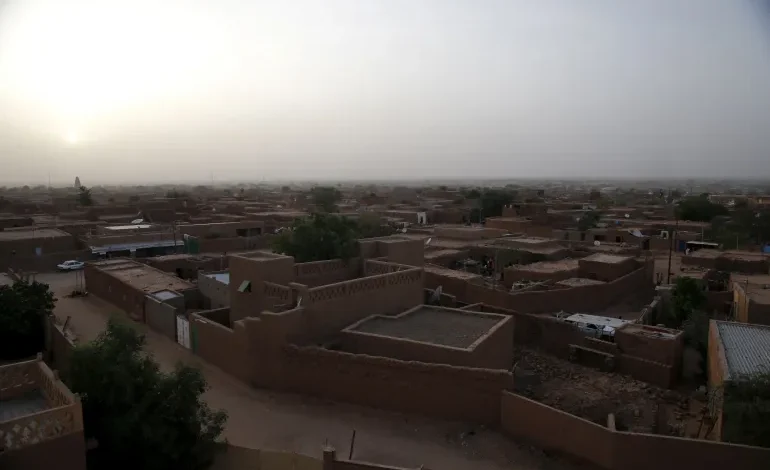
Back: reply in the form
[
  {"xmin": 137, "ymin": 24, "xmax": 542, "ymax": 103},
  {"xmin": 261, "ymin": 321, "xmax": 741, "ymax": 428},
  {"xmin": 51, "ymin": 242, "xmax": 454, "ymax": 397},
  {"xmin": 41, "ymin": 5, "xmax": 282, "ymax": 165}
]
[{"xmin": 293, "ymin": 258, "xmax": 361, "ymax": 287}]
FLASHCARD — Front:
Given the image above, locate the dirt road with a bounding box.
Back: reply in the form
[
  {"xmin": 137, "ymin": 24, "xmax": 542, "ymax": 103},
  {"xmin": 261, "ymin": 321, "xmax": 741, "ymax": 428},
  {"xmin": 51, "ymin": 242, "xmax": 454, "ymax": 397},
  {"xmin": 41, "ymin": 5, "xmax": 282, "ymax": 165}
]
[{"xmin": 43, "ymin": 271, "xmax": 579, "ymax": 470}]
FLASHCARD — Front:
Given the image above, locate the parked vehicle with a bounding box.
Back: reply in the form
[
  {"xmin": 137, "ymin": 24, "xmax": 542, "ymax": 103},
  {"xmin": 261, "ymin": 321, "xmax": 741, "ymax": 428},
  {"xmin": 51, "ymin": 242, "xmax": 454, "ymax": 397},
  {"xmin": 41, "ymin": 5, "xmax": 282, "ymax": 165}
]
[
  {"xmin": 57, "ymin": 260, "xmax": 85, "ymax": 271},
  {"xmin": 562, "ymin": 313, "xmax": 630, "ymax": 341}
]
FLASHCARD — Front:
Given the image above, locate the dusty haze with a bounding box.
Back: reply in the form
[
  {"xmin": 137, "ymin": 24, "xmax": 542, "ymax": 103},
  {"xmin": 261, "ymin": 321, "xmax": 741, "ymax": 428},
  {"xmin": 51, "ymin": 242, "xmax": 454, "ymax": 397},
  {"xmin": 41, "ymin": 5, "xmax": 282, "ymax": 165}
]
[{"xmin": 1, "ymin": 0, "xmax": 770, "ymax": 185}]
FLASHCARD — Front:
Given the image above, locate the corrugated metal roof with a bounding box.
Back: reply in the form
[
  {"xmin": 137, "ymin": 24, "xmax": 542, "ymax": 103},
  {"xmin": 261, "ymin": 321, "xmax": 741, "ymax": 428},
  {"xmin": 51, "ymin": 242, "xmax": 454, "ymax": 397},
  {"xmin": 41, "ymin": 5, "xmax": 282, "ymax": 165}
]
[
  {"xmin": 89, "ymin": 240, "xmax": 184, "ymax": 254},
  {"xmin": 716, "ymin": 321, "xmax": 770, "ymax": 380}
]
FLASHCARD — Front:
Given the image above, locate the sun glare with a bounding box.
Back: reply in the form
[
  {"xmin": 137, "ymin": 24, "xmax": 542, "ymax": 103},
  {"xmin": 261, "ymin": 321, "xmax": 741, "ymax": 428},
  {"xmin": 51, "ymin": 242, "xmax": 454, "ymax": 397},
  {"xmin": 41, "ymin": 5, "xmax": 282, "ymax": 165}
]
[{"xmin": 65, "ymin": 131, "xmax": 79, "ymax": 145}]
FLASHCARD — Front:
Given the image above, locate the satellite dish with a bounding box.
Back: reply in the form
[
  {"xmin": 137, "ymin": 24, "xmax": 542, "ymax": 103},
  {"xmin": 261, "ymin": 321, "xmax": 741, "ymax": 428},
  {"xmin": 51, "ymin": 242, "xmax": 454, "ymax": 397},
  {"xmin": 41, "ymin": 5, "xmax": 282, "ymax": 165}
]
[
  {"xmin": 131, "ymin": 218, "xmax": 144, "ymax": 224},
  {"xmin": 425, "ymin": 237, "xmax": 432, "ymax": 246},
  {"xmin": 624, "ymin": 214, "xmax": 630, "ymax": 219},
  {"xmin": 401, "ymin": 227, "xmax": 407, "ymax": 233},
  {"xmin": 575, "ymin": 217, "xmax": 581, "ymax": 222},
  {"xmin": 594, "ymin": 240, "xmax": 601, "ymax": 246}
]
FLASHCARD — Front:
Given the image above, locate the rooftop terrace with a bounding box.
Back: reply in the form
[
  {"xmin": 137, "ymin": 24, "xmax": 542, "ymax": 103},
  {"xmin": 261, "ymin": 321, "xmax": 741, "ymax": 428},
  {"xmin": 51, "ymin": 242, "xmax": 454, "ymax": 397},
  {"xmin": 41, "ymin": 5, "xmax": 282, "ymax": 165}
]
[
  {"xmin": 581, "ymin": 253, "xmax": 634, "ymax": 264},
  {"xmin": 348, "ymin": 306, "xmax": 505, "ymax": 348},
  {"xmin": 511, "ymin": 259, "xmax": 579, "ymax": 273},
  {"xmin": 0, "ymin": 228, "xmax": 71, "ymax": 241},
  {"xmin": 91, "ymin": 259, "xmax": 194, "ymax": 293}
]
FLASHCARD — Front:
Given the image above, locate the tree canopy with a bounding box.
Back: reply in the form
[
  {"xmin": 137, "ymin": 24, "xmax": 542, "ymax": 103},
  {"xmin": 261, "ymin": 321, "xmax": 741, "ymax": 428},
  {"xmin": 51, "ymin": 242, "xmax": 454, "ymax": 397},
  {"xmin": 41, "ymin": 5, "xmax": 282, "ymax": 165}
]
[
  {"xmin": 675, "ymin": 195, "xmax": 728, "ymax": 222},
  {"xmin": 310, "ymin": 186, "xmax": 342, "ymax": 212},
  {"xmin": 68, "ymin": 320, "xmax": 227, "ymax": 470},
  {"xmin": 273, "ymin": 213, "xmax": 396, "ymax": 262},
  {"xmin": 273, "ymin": 213, "xmax": 360, "ymax": 262},
  {"xmin": 577, "ymin": 210, "xmax": 601, "ymax": 232},
  {"xmin": 78, "ymin": 186, "xmax": 94, "ymax": 206},
  {"xmin": 722, "ymin": 372, "xmax": 770, "ymax": 448},
  {"xmin": 665, "ymin": 276, "xmax": 706, "ymax": 328},
  {"xmin": 0, "ymin": 280, "xmax": 55, "ymax": 360},
  {"xmin": 478, "ymin": 189, "xmax": 517, "ymax": 220}
]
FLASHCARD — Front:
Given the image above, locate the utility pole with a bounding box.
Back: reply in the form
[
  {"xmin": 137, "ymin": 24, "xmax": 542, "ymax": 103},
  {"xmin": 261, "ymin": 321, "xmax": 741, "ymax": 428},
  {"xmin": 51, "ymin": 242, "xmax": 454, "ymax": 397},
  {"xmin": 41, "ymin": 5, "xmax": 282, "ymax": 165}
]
[{"xmin": 666, "ymin": 218, "xmax": 678, "ymax": 284}]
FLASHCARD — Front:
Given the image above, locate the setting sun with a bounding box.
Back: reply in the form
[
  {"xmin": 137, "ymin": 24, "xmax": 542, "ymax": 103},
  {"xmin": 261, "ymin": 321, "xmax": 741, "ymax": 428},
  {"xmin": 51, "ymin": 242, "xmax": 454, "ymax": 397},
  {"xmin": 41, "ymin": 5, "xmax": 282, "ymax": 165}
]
[{"xmin": 64, "ymin": 131, "xmax": 79, "ymax": 144}]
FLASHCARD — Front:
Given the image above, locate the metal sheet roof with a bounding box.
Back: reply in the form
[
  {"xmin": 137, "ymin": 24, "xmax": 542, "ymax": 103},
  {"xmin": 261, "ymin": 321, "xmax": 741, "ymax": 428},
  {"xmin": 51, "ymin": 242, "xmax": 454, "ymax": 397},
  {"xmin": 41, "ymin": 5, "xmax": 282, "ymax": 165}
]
[
  {"xmin": 90, "ymin": 240, "xmax": 184, "ymax": 254},
  {"xmin": 716, "ymin": 321, "xmax": 770, "ymax": 381}
]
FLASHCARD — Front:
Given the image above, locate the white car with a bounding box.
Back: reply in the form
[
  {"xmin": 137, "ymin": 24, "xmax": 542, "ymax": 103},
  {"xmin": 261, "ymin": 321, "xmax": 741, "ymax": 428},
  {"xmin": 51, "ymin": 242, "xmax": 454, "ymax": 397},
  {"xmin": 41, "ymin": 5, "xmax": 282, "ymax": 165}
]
[{"xmin": 57, "ymin": 260, "xmax": 85, "ymax": 271}]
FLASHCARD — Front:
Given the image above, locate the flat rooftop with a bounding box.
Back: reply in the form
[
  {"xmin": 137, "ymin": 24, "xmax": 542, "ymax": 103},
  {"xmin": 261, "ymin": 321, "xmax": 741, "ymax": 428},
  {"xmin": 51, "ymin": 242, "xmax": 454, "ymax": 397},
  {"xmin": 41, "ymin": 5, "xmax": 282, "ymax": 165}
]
[
  {"xmin": 0, "ymin": 390, "xmax": 49, "ymax": 423},
  {"xmin": 205, "ymin": 272, "xmax": 230, "ymax": 285},
  {"xmin": 581, "ymin": 253, "xmax": 634, "ymax": 264},
  {"xmin": 425, "ymin": 249, "xmax": 465, "ymax": 259},
  {"xmin": 92, "ymin": 259, "xmax": 194, "ymax": 293},
  {"xmin": 686, "ymin": 250, "xmax": 721, "ymax": 259},
  {"xmin": 510, "ymin": 259, "xmax": 578, "ymax": 273},
  {"xmin": 0, "ymin": 228, "xmax": 71, "ymax": 241},
  {"xmin": 348, "ymin": 306, "xmax": 505, "ymax": 348},
  {"xmin": 500, "ymin": 237, "xmax": 551, "ymax": 245},
  {"xmin": 103, "ymin": 224, "xmax": 153, "ymax": 231},
  {"xmin": 424, "ymin": 264, "xmax": 483, "ymax": 280},
  {"xmin": 555, "ymin": 277, "xmax": 606, "ymax": 287},
  {"xmin": 732, "ymin": 274, "xmax": 770, "ymax": 303}
]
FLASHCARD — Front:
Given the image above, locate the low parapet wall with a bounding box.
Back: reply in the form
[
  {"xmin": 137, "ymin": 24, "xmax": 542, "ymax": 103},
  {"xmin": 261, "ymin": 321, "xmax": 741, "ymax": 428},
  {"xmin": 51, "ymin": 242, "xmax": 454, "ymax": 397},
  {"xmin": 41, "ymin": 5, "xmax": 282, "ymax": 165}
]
[
  {"xmin": 461, "ymin": 261, "xmax": 653, "ymax": 314},
  {"xmin": 295, "ymin": 258, "xmax": 362, "ymax": 287},
  {"xmin": 500, "ymin": 392, "xmax": 770, "ymax": 470}
]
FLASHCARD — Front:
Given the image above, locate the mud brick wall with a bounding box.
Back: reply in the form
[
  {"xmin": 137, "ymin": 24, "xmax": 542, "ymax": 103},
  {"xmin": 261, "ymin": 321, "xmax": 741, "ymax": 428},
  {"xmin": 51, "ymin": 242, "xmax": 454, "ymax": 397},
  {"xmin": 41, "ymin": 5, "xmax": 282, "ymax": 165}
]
[{"xmin": 276, "ymin": 345, "xmax": 513, "ymax": 424}]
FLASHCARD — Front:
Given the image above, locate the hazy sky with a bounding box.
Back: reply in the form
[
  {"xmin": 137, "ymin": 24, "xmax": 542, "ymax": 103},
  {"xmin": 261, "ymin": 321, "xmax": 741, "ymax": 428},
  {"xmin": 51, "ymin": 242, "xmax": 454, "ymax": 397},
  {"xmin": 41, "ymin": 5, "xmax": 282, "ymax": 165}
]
[{"xmin": 1, "ymin": 0, "xmax": 770, "ymax": 185}]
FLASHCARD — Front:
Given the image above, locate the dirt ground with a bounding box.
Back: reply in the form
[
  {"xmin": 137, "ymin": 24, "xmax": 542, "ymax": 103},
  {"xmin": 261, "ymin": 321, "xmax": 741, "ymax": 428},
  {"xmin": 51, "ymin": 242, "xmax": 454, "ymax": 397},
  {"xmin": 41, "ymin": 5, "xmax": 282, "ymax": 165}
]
[
  {"xmin": 513, "ymin": 348, "xmax": 698, "ymax": 435},
  {"xmin": 39, "ymin": 271, "xmax": 583, "ymax": 470}
]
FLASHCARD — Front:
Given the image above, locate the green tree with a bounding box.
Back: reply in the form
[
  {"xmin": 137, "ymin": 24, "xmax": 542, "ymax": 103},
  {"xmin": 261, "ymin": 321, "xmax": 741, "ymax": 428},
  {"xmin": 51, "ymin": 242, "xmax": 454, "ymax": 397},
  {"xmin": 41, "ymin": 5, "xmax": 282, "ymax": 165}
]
[
  {"xmin": 68, "ymin": 321, "xmax": 227, "ymax": 470},
  {"xmin": 273, "ymin": 213, "xmax": 359, "ymax": 262},
  {"xmin": 166, "ymin": 189, "xmax": 189, "ymax": 199},
  {"xmin": 721, "ymin": 372, "xmax": 770, "ymax": 448},
  {"xmin": 310, "ymin": 186, "xmax": 342, "ymax": 212},
  {"xmin": 355, "ymin": 215, "xmax": 397, "ymax": 238},
  {"xmin": 577, "ymin": 210, "xmax": 600, "ymax": 232},
  {"xmin": 675, "ymin": 195, "xmax": 728, "ymax": 222},
  {"xmin": 463, "ymin": 188, "xmax": 481, "ymax": 199},
  {"xmin": 78, "ymin": 185, "xmax": 94, "ymax": 206},
  {"xmin": 478, "ymin": 189, "xmax": 517, "ymax": 220},
  {"xmin": 665, "ymin": 276, "xmax": 706, "ymax": 328},
  {"xmin": 0, "ymin": 280, "xmax": 56, "ymax": 360}
]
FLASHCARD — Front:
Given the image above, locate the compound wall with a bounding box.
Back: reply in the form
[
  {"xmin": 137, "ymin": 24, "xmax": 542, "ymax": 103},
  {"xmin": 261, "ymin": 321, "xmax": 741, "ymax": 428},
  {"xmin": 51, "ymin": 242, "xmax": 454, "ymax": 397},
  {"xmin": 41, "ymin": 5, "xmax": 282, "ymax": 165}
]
[
  {"xmin": 500, "ymin": 392, "xmax": 770, "ymax": 470},
  {"xmin": 273, "ymin": 345, "xmax": 513, "ymax": 424}
]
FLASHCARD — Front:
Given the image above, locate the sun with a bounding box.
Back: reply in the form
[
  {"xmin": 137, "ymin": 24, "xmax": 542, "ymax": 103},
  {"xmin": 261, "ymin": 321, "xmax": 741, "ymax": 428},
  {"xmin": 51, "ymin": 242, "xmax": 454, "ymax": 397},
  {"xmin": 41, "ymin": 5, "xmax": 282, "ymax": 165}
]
[{"xmin": 64, "ymin": 131, "xmax": 79, "ymax": 144}]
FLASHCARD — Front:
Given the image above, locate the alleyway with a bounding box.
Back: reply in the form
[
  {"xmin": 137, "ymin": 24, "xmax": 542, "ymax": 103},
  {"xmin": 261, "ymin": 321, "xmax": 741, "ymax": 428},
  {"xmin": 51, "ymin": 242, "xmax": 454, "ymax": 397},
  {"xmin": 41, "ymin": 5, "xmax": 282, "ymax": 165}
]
[{"xmin": 42, "ymin": 271, "xmax": 578, "ymax": 470}]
